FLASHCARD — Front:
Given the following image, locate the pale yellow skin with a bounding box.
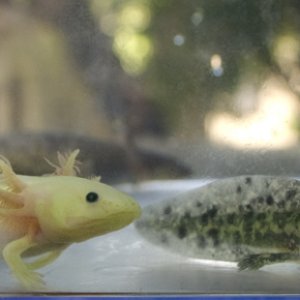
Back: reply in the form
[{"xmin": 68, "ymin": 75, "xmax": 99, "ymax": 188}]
[{"xmin": 0, "ymin": 150, "xmax": 141, "ymax": 290}]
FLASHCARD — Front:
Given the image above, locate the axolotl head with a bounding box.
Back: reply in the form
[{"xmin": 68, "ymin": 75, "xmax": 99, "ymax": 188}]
[{"xmin": 33, "ymin": 176, "xmax": 141, "ymax": 243}]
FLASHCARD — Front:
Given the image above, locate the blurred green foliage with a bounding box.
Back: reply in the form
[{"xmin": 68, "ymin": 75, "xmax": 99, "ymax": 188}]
[
  {"xmin": 90, "ymin": 0, "xmax": 300, "ymax": 134},
  {"xmin": 2, "ymin": 0, "xmax": 300, "ymax": 138},
  {"xmin": 137, "ymin": 0, "xmax": 282, "ymax": 131}
]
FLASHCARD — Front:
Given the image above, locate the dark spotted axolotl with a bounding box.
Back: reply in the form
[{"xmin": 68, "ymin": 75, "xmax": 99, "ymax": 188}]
[{"xmin": 135, "ymin": 176, "xmax": 300, "ymax": 270}]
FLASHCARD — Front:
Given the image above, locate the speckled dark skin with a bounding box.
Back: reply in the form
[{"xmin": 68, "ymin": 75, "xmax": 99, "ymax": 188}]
[{"xmin": 135, "ymin": 176, "xmax": 300, "ymax": 269}]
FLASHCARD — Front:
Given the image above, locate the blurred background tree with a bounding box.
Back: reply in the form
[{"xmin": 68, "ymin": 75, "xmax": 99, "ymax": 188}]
[
  {"xmin": 66, "ymin": 0, "xmax": 300, "ymax": 144},
  {"xmin": 89, "ymin": 0, "xmax": 300, "ymax": 147},
  {"xmin": 2, "ymin": 0, "xmax": 300, "ymax": 179}
]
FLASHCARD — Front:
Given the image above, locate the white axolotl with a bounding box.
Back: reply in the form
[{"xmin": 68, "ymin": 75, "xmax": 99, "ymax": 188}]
[{"xmin": 0, "ymin": 150, "xmax": 141, "ymax": 290}]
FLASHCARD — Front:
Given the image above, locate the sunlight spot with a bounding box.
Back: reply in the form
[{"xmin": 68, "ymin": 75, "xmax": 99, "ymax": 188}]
[
  {"xmin": 211, "ymin": 54, "xmax": 222, "ymax": 69},
  {"xmin": 212, "ymin": 67, "xmax": 224, "ymax": 77},
  {"xmin": 173, "ymin": 34, "xmax": 185, "ymax": 46},
  {"xmin": 120, "ymin": 2, "xmax": 151, "ymax": 31},
  {"xmin": 113, "ymin": 30, "xmax": 153, "ymax": 76},
  {"xmin": 206, "ymin": 77, "xmax": 300, "ymax": 149},
  {"xmin": 92, "ymin": 0, "xmax": 153, "ymax": 75},
  {"xmin": 191, "ymin": 10, "xmax": 204, "ymax": 26},
  {"xmin": 210, "ymin": 54, "xmax": 223, "ymax": 77},
  {"xmin": 273, "ymin": 34, "xmax": 300, "ymax": 70}
]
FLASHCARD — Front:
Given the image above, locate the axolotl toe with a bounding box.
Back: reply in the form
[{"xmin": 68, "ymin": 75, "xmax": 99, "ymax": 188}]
[
  {"xmin": 135, "ymin": 175, "xmax": 300, "ymax": 270},
  {"xmin": 0, "ymin": 150, "xmax": 141, "ymax": 290}
]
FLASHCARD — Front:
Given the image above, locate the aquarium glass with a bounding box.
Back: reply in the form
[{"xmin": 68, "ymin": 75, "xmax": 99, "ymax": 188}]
[{"xmin": 0, "ymin": 0, "xmax": 300, "ymax": 297}]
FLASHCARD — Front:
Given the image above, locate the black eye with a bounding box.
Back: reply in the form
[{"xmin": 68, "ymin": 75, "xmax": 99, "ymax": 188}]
[{"xmin": 86, "ymin": 192, "xmax": 99, "ymax": 203}]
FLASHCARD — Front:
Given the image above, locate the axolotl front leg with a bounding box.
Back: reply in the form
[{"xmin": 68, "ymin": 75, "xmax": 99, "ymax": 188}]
[
  {"xmin": 0, "ymin": 151, "xmax": 81, "ymax": 289},
  {"xmin": 2, "ymin": 219, "xmax": 67, "ymax": 290},
  {"xmin": 3, "ymin": 222, "xmax": 45, "ymax": 290},
  {"xmin": 3, "ymin": 223, "xmax": 67, "ymax": 290},
  {"xmin": 0, "ymin": 159, "xmax": 43, "ymax": 289},
  {"xmin": 0, "ymin": 159, "xmax": 63, "ymax": 290}
]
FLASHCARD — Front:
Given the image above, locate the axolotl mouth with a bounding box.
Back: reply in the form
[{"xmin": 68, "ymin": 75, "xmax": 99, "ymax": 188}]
[{"xmin": 62, "ymin": 202, "xmax": 142, "ymax": 243}]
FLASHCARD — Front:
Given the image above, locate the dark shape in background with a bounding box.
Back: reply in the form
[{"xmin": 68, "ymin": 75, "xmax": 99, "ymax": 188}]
[{"xmin": 0, "ymin": 132, "xmax": 191, "ymax": 183}]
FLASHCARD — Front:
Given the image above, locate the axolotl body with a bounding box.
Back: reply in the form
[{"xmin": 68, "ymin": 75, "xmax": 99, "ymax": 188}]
[
  {"xmin": 0, "ymin": 150, "xmax": 141, "ymax": 290},
  {"xmin": 136, "ymin": 175, "xmax": 300, "ymax": 270}
]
